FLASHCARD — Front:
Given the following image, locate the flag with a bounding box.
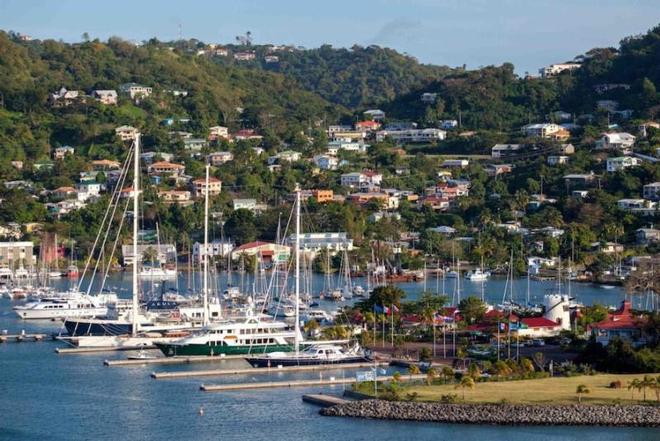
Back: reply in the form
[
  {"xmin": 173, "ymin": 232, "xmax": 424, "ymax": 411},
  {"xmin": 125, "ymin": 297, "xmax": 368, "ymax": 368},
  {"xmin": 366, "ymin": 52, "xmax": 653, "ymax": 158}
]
[
  {"xmin": 392, "ymin": 304, "xmax": 400, "ymax": 313},
  {"xmin": 374, "ymin": 305, "xmax": 383, "ymax": 314},
  {"xmin": 382, "ymin": 305, "xmax": 390, "ymax": 315}
]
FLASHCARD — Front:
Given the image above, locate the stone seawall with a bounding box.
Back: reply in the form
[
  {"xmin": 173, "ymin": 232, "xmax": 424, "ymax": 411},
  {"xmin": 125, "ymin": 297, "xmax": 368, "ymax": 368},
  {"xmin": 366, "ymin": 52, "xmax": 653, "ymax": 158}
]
[{"xmin": 320, "ymin": 400, "xmax": 660, "ymax": 427}]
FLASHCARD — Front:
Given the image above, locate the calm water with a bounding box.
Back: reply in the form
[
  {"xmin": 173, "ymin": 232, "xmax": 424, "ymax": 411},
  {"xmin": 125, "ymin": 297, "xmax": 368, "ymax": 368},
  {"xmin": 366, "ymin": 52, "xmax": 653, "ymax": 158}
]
[{"xmin": 1, "ymin": 275, "xmax": 656, "ymax": 440}]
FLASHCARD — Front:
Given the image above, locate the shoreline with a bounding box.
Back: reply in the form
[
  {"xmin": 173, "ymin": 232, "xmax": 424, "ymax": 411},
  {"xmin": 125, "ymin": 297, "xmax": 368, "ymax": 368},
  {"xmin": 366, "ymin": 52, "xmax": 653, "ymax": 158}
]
[{"xmin": 320, "ymin": 400, "xmax": 660, "ymax": 427}]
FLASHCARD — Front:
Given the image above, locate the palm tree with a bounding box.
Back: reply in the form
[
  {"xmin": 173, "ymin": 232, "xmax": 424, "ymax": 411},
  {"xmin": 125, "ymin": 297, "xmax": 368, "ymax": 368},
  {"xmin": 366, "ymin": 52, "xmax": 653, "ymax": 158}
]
[
  {"xmin": 426, "ymin": 367, "xmax": 438, "ymax": 386},
  {"xmin": 455, "ymin": 376, "xmax": 475, "ymax": 401},
  {"xmin": 576, "ymin": 384, "xmax": 590, "ymax": 403},
  {"xmin": 640, "ymin": 375, "xmax": 654, "ymax": 401},
  {"xmin": 392, "ymin": 371, "xmax": 402, "ymax": 384},
  {"xmin": 628, "ymin": 379, "xmax": 641, "ymax": 400},
  {"xmin": 408, "ymin": 364, "xmax": 421, "ymax": 382},
  {"xmin": 441, "ymin": 366, "xmax": 454, "ymax": 384}
]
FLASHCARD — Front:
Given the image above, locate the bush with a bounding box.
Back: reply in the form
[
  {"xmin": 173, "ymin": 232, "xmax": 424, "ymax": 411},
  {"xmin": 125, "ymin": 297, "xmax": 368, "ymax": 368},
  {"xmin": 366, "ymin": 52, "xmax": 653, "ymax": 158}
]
[
  {"xmin": 609, "ymin": 380, "xmax": 622, "ymax": 389},
  {"xmin": 440, "ymin": 393, "xmax": 459, "ymax": 403},
  {"xmin": 405, "ymin": 392, "xmax": 419, "ymax": 402}
]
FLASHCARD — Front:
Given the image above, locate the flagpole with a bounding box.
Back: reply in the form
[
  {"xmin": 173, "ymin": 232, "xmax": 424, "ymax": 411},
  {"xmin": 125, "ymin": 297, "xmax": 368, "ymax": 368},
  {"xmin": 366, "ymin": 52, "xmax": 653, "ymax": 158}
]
[
  {"xmin": 442, "ymin": 322, "xmax": 446, "ymax": 358},
  {"xmin": 390, "ymin": 304, "xmax": 394, "ymax": 347},
  {"xmin": 497, "ymin": 317, "xmax": 501, "ymax": 361}
]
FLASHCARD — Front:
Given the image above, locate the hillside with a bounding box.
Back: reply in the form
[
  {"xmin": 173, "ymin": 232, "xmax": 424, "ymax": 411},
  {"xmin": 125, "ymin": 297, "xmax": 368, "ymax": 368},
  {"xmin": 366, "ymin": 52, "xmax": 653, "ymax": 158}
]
[
  {"xmin": 0, "ymin": 32, "xmax": 345, "ymax": 161},
  {"xmin": 210, "ymin": 43, "xmax": 453, "ymax": 110}
]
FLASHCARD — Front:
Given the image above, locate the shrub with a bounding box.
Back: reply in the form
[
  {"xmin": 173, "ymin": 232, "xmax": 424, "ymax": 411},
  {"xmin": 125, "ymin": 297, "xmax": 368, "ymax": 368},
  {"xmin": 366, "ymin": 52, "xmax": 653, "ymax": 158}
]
[
  {"xmin": 440, "ymin": 393, "xmax": 459, "ymax": 403},
  {"xmin": 609, "ymin": 380, "xmax": 622, "ymax": 389}
]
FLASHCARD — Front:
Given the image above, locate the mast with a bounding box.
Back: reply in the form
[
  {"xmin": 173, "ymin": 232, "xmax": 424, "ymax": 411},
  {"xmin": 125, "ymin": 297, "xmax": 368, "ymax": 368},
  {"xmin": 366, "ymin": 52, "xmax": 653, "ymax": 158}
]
[
  {"xmin": 203, "ymin": 164, "xmax": 210, "ymax": 326},
  {"xmin": 131, "ymin": 134, "xmax": 140, "ymax": 337},
  {"xmin": 294, "ymin": 187, "xmax": 301, "ymax": 356}
]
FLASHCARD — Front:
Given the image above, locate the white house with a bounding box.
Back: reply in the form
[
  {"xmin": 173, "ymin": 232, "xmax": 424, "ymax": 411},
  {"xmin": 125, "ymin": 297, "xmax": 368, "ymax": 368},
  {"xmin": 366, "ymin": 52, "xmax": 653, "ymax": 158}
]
[
  {"xmin": 313, "ymin": 154, "xmax": 339, "ymax": 171},
  {"xmin": 521, "ymin": 123, "xmax": 566, "ymax": 139},
  {"xmin": 547, "ymin": 155, "xmax": 569, "ymax": 165},
  {"xmin": 596, "ymin": 133, "xmax": 636, "ymax": 152},
  {"xmin": 539, "ymin": 62, "xmax": 581, "ymax": 78},
  {"xmin": 53, "ymin": 146, "xmax": 75, "ymax": 160},
  {"xmin": 119, "ymin": 83, "xmax": 152, "ymax": 100},
  {"xmin": 643, "ymin": 182, "xmax": 660, "ymax": 201},
  {"xmin": 208, "ymin": 126, "xmax": 229, "ymax": 140},
  {"xmin": 327, "ymin": 140, "xmax": 368, "ymax": 155},
  {"xmin": 440, "ymin": 120, "xmax": 458, "ymax": 130},
  {"xmin": 606, "ymin": 156, "xmax": 641, "ymax": 173},
  {"xmin": 441, "ymin": 159, "xmax": 469, "ymax": 168},
  {"xmin": 183, "ymin": 138, "xmax": 207, "ymax": 152},
  {"xmin": 420, "ymin": 93, "xmax": 437, "ymax": 103},
  {"xmin": 193, "ymin": 240, "xmax": 234, "ymax": 263},
  {"xmin": 287, "ymin": 232, "xmax": 354, "ymax": 255},
  {"xmin": 491, "ymin": 144, "xmax": 521, "ymax": 158},
  {"xmin": 115, "ymin": 125, "xmax": 139, "ymax": 141},
  {"xmin": 363, "ymin": 109, "xmax": 386, "ymax": 121},
  {"xmin": 92, "ymin": 90, "xmax": 118, "ymax": 105},
  {"xmin": 340, "ymin": 171, "xmax": 382, "ymax": 188},
  {"xmin": 208, "ymin": 151, "xmax": 234, "ymax": 166},
  {"xmin": 375, "ymin": 128, "xmax": 446, "ymax": 143}
]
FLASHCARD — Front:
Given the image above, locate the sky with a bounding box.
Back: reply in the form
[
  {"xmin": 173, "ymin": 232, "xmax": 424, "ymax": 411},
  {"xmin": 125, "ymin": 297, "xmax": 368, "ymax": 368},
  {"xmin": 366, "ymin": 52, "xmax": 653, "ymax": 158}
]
[{"xmin": 1, "ymin": 0, "xmax": 658, "ymax": 74}]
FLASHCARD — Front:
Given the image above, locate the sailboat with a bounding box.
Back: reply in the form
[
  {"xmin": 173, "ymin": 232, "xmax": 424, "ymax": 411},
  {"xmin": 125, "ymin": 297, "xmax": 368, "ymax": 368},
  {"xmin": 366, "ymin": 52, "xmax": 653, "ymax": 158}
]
[{"xmin": 245, "ymin": 188, "xmax": 369, "ymax": 367}]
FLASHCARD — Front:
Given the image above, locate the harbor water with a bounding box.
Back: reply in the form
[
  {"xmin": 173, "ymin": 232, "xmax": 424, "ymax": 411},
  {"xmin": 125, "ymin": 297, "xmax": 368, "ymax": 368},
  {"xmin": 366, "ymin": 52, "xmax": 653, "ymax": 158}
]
[{"xmin": 1, "ymin": 274, "xmax": 656, "ymax": 440}]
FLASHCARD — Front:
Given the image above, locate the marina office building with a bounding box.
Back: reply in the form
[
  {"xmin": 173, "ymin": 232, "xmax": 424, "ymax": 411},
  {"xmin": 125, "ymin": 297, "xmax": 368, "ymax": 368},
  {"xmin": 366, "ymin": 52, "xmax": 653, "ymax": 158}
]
[{"xmin": 0, "ymin": 241, "xmax": 36, "ymax": 267}]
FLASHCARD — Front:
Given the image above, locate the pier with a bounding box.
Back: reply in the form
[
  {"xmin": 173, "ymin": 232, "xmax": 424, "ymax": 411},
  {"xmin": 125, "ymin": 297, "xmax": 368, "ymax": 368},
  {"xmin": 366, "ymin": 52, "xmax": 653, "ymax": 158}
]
[
  {"xmin": 0, "ymin": 333, "xmax": 48, "ymax": 343},
  {"xmin": 302, "ymin": 393, "xmax": 349, "ymax": 407},
  {"xmin": 104, "ymin": 354, "xmax": 245, "ymax": 366},
  {"xmin": 151, "ymin": 361, "xmax": 388, "ymax": 379},
  {"xmin": 200, "ymin": 373, "xmax": 427, "ymax": 392}
]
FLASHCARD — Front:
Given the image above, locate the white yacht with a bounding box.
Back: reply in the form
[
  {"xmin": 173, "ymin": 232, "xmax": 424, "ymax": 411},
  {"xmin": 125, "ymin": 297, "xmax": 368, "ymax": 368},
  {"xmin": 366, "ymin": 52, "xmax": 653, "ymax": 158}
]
[
  {"xmin": 155, "ymin": 316, "xmax": 303, "ymax": 357},
  {"xmin": 465, "ymin": 268, "xmax": 490, "ymax": 281},
  {"xmin": 139, "ymin": 266, "xmax": 177, "ymax": 279},
  {"xmin": 13, "ymin": 292, "xmax": 116, "ymax": 320}
]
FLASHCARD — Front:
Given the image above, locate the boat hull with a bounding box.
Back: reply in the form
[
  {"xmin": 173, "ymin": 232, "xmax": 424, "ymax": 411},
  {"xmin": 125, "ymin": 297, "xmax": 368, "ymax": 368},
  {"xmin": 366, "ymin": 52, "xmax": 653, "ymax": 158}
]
[
  {"xmin": 246, "ymin": 355, "xmax": 369, "ymax": 368},
  {"xmin": 155, "ymin": 342, "xmax": 295, "ymax": 357},
  {"xmin": 14, "ymin": 307, "xmax": 107, "ymax": 320}
]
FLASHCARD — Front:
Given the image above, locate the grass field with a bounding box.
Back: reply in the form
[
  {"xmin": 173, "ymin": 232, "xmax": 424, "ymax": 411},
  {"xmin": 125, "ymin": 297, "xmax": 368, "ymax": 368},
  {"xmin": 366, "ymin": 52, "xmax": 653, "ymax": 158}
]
[{"xmin": 401, "ymin": 374, "xmax": 658, "ymax": 405}]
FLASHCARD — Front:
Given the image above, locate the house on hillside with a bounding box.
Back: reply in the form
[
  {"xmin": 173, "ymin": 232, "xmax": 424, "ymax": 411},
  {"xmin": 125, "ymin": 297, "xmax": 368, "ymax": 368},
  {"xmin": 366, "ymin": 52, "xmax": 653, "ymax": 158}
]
[
  {"xmin": 192, "ymin": 177, "xmax": 222, "ymax": 198},
  {"xmin": 588, "ymin": 301, "xmax": 646, "ymax": 346},
  {"xmin": 491, "ymin": 144, "xmax": 522, "ymax": 158},
  {"xmin": 231, "ymin": 241, "xmax": 290, "ymax": 265},
  {"xmin": 522, "ymin": 123, "xmax": 569, "ymax": 140},
  {"xmin": 643, "ymin": 182, "xmax": 660, "ymax": 201},
  {"xmin": 606, "ymin": 156, "xmax": 641, "ymax": 173},
  {"xmin": 119, "ymin": 83, "xmax": 152, "ymax": 100},
  {"xmin": 115, "ymin": 125, "xmax": 139, "ymax": 141},
  {"xmin": 363, "ymin": 109, "xmax": 386, "ymax": 121},
  {"xmin": 596, "ymin": 133, "xmax": 635, "ymax": 153},
  {"xmin": 147, "ymin": 161, "xmax": 186, "ymax": 176},
  {"xmin": 92, "ymin": 90, "xmax": 118, "ymax": 105},
  {"xmin": 53, "ymin": 146, "xmax": 75, "ymax": 160}
]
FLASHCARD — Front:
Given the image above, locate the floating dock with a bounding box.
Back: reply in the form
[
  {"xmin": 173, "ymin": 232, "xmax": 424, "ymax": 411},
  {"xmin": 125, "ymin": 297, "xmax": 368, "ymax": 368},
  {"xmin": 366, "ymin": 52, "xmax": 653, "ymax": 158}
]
[
  {"xmin": 104, "ymin": 354, "xmax": 245, "ymax": 366},
  {"xmin": 200, "ymin": 373, "xmax": 427, "ymax": 392},
  {"xmin": 151, "ymin": 362, "xmax": 387, "ymax": 379},
  {"xmin": 302, "ymin": 393, "xmax": 349, "ymax": 407},
  {"xmin": 0, "ymin": 333, "xmax": 48, "ymax": 343}
]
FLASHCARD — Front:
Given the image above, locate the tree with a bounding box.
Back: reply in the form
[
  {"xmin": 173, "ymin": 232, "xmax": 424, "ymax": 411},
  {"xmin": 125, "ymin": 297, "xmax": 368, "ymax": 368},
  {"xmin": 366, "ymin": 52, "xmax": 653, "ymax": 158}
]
[
  {"xmin": 455, "ymin": 376, "xmax": 475, "ymax": 400},
  {"xmin": 426, "ymin": 367, "xmax": 438, "ymax": 385},
  {"xmin": 408, "ymin": 364, "xmax": 421, "ymax": 381},
  {"xmin": 392, "ymin": 371, "xmax": 402, "ymax": 384},
  {"xmin": 441, "ymin": 366, "xmax": 454, "ymax": 384},
  {"xmin": 467, "ymin": 362, "xmax": 481, "ymax": 380},
  {"xmin": 628, "ymin": 379, "xmax": 641, "ymax": 400},
  {"xmin": 576, "ymin": 384, "xmax": 590, "ymax": 403},
  {"xmin": 363, "ymin": 285, "xmax": 406, "ymax": 311},
  {"xmin": 458, "ymin": 296, "xmax": 487, "ymax": 324},
  {"xmin": 224, "ymin": 209, "xmax": 257, "ymax": 245}
]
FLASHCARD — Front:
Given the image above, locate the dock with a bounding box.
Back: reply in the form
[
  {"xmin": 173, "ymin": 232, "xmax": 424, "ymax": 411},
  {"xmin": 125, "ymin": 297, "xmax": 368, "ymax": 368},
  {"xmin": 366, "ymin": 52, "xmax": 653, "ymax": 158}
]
[
  {"xmin": 104, "ymin": 354, "xmax": 245, "ymax": 366},
  {"xmin": 302, "ymin": 393, "xmax": 349, "ymax": 407},
  {"xmin": 0, "ymin": 333, "xmax": 48, "ymax": 343},
  {"xmin": 200, "ymin": 373, "xmax": 427, "ymax": 392},
  {"xmin": 151, "ymin": 362, "xmax": 387, "ymax": 379}
]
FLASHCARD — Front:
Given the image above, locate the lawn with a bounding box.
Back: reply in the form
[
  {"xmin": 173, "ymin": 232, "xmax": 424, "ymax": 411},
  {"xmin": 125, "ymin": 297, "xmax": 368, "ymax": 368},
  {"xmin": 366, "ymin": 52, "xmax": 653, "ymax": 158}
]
[{"xmin": 401, "ymin": 374, "xmax": 657, "ymax": 405}]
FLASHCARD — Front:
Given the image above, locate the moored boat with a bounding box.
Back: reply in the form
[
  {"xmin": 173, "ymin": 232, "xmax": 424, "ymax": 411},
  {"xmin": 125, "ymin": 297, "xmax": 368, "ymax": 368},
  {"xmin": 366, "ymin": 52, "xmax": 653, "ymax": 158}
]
[{"xmin": 245, "ymin": 343, "xmax": 369, "ymax": 367}]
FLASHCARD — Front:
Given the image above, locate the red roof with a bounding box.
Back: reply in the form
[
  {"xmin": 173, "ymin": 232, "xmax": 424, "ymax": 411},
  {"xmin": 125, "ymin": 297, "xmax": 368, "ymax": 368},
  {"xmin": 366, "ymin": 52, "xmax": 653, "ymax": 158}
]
[
  {"xmin": 232, "ymin": 241, "xmax": 287, "ymax": 252},
  {"xmin": 521, "ymin": 317, "xmax": 561, "ymax": 328},
  {"xmin": 356, "ymin": 120, "xmax": 380, "ymax": 128},
  {"xmin": 589, "ymin": 301, "xmax": 641, "ymax": 331}
]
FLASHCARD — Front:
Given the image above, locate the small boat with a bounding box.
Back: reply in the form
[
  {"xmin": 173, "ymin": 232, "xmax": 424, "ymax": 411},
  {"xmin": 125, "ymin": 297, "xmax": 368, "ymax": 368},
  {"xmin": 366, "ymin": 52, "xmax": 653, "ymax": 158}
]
[
  {"xmin": 66, "ymin": 265, "xmax": 79, "ymax": 279},
  {"xmin": 127, "ymin": 345, "xmax": 158, "ymax": 360},
  {"xmin": 139, "ymin": 266, "xmax": 176, "ymax": 279},
  {"xmin": 465, "ymin": 269, "xmax": 490, "ymax": 281},
  {"xmin": 245, "ymin": 343, "xmax": 369, "ymax": 368},
  {"xmin": 353, "ymin": 285, "xmax": 366, "ymax": 297}
]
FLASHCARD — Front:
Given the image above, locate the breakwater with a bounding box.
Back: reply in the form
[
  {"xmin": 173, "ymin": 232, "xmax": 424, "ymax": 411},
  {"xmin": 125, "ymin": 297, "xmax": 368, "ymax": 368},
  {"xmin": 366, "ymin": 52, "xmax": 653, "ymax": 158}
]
[{"xmin": 320, "ymin": 400, "xmax": 660, "ymax": 427}]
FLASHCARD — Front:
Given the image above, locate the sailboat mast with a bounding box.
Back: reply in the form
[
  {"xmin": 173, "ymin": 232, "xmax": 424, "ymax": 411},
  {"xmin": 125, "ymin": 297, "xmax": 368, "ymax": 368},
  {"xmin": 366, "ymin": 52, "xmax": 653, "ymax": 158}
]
[
  {"xmin": 203, "ymin": 164, "xmax": 210, "ymax": 325},
  {"xmin": 294, "ymin": 187, "xmax": 301, "ymax": 356},
  {"xmin": 131, "ymin": 134, "xmax": 140, "ymax": 337}
]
